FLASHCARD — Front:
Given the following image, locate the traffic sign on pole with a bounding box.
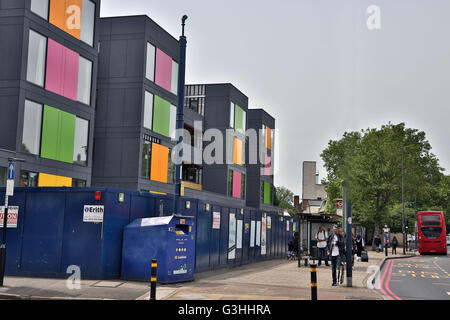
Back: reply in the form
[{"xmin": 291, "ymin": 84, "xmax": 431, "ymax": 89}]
[{"xmin": 7, "ymin": 162, "xmax": 14, "ymax": 180}]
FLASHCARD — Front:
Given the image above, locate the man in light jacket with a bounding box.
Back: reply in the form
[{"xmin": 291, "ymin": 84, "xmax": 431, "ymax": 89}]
[
  {"xmin": 316, "ymin": 226, "xmax": 329, "ymax": 267},
  {"xmin": 328, "ymin": 225, "xmax": 345, "ymax": 286}
]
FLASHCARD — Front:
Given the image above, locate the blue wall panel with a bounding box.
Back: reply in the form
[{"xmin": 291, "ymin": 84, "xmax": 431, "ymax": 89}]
[
  {"xmin": 209, "ymin": 205, "xmax": 221, "ymax": 269},
  {"xmin": 20, "ymin": 191, "xmax": 66, "ymax": 276},
  {"xmin": 195, "ymin": 202, "xmax": 211, "ymax": 272}
]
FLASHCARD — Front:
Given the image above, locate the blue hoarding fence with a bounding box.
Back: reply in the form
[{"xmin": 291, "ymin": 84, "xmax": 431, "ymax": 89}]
[{"xmin": 0, "ymin": 187, "xmax": 298, "ymax": 281}]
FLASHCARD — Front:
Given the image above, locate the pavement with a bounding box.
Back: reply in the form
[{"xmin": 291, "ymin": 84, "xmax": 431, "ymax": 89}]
[
  {"xmin": 378, "ymin": 251, "xmax": 450, "ymax": 300},
  {"xmin": 0, "ymin": 250, "xmax": 414, "ymax": 300}
]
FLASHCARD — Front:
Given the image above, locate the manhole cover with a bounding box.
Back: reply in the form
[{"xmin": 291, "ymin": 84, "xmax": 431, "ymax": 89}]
[{"xmin": 91, "ymin": 281, "xmax": 125, "ymax": 288}]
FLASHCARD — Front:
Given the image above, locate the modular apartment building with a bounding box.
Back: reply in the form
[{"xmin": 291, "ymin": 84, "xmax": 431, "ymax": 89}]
[
  {"xmin": 92, "ymin": 15, "xmax": 179, "ymax": 193},
  {"xmin": 0, "ymin": 0, "xmax": 99, "ymax": 188},
  {"xmin": 246, "ymin": 109, "xmax": 275, "ymax": 209},
  {"xmin": 184, "ymin": 84, "xmax": 248, "ymax": 202}
]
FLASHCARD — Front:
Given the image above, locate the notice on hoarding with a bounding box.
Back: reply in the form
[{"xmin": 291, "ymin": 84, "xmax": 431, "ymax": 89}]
[
  {"xmin": 250, "ymin": 220, "xmax": 256, "ymax": 247},
  {"xmin": 236, "ymin": 220, "xmax": 243, "ymax": 249},
  {"xmin": 267, "ymin": 216, "xmax": 271, "ymax": 229},
  {"xmin": 228, "ymin": 213, "xmax": 236, "ymax": 260},
  {"xmin": 212, "ymin": 211, "xmax": 221, "ymax": 229},
  {"xmin": 286, "ymin": 220, "xmax": 290, "ymax": 232},
  {"xmin": 0, "ymin": 206, "xmax": 19, "ymax": 228},
  {"xmin": 83, "ymin": 205, "xmax": 104, "ymax": 223},
  {"xmin": 256, "ymin": 221, "xmax": 261, "ymax": 246},
  {"xmin": 261, "ymin": 215, "xmax": 267, "ymax": 255}
]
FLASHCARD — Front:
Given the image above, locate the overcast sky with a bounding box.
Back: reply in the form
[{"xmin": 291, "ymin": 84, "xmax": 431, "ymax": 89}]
[{"xmin": 101, "ymin": 0, "xmax": 450, "ymax": 197}]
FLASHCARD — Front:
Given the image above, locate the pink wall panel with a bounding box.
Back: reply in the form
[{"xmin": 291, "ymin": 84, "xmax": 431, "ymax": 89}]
[
  {"xmin": 155, "ymin": 48, "xmax": 172, "ymax": 92},
  {"xmin": 63, "ymin": 48, "xmax": 79, "ymax": 100},
  {"xmin": 45, "ymin": 39, "xmax": 64, "ymax": 95},
  {"xmin": 45, "ymin": 39, "xmax": 79, "ymax": 100},
  {"xmin": 232, "ymin": 171, "xmax": 242, "ymax": 199},
  {"xmin": 264, "ymin": 154, "xmax": 271, "ymax": 176}
]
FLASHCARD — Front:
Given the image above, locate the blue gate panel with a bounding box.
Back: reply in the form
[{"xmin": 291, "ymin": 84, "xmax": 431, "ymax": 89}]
[
  {"xmin": 60, "ymin": 191, "xmax": 103, "ymax": 278},
  {"xmin": 20, "ymin": 191, "xmax": 66, "ymax": 276},
  {"xmin": 219, "ymin": 208, "xmax": 229, "ymax": 267},
  {"xmin": 209, "ymin": 205, "xmax": 221, "ymax": 269},
  {"xmin": 195, "ymin": 203, "xmax": 211, "ymax": 272}
]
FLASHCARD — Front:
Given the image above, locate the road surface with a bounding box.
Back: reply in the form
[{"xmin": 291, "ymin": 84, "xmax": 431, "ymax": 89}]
[{"xmin": 379, "ymin": 251, "xmax": 450, "ymax": 300}]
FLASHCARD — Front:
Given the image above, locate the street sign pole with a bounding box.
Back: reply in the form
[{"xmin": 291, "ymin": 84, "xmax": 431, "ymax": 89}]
[
  {"xmin": 342, "ymin": 181, "xmax": 352, "ymax": 287},
  {"xmin": 0, "ymin": 160, "xmax": 15, "ymax": 286}
]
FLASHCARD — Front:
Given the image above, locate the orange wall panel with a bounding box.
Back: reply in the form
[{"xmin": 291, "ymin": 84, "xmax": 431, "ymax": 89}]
[
  {"xmin": 150, "ymin": 143, "xmax": 168, "ymax": 183},
  {"xmin": 234, "ymin": 138, "xmax": 243, "ymax": 166},
  {"xmin": 49, "ymin": 0, "xmax": 82, "ymax": 40},
  {"xmin": 265, "ymin": 126, "xmax": 272, "ymax": 150}
]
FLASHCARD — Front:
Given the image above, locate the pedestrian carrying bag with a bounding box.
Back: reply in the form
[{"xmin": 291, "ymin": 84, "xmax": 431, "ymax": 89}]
[{"xmin": 361, "ymin": 251, "xmax": 369, "ymax": 262}]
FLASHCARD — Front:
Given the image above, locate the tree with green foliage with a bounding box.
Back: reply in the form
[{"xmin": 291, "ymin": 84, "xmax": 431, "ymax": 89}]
[
  {"xmin": 320, "ymin": 123, "xmax": 444, "ymax": 247},
  {"xmin": 274, "ymin": 186, "xmax": 298, "ymax": 215}
]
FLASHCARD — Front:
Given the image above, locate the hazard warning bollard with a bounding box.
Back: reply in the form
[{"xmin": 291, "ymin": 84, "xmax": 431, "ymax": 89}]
[
  {"xmin": 150, "ymin": 259, "xmax": 157, "ymax": 300},
  {"xmin": 310, "ymin": 263, "xmax": 317, "ymax": 300}
]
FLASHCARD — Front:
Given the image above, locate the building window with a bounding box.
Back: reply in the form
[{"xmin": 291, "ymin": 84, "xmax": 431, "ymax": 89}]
[
  {"xmin": 230, "ymin": 103, "xmax": 235, "ymax": 128},
  {"xmin": 80, "ymin": 0, "xmax": 95, "ymax": 46},
  {"xmin": 26, "ymin": 30, "xmax": 47, "ymax": 87},
  {"xmin": 73, "ymin": 117, "xmax": 89, "ymax": 165},
  {"xmin": 0, "ymin": 167, "xmax": 6, "ymax": 187},
  {"xmin": 141, "ymin": 140, "xmax": 152, "ymax": 179},
  {"xmin": 241, "ymin": 173, "xmax": 246, "ymax": 199},
  {"xmin": 182, "ymin": 164, "xmax": 202, "ymax": 185},
  {"xmin": 143, "ymin": 91, "xmax": 154, "ymax": 130},
  {"xmin": 72, "ymin": 178, "xmax": 86, "ymax": 187},
  {"xmin": 171, "ymin": 61, "xmax": 178, "ymax": 95},
  {"xmin": 167, "ymin": 148, "xmax": 175, "ymax": 184},
  {"xmin": 234, "ymin": 104, "xmax": 246, "ymax": 133},
  {"xmin": 77, "ymin": 56, "xmax": 92, "ymax": 105},
  {"xmin": 146, "ymin": 42, "xmax": 156, "ymax": 81},
  {"xmin": 22, "ymin": 100, "xmax": 42, "ymax": 155},
  {"xmin": 184, "ymin": 85, "xmax": 205, "ymax": 116},
  {"xmin": 19, "ymin": 171, "xmax": 39, "ymax": 187},
  {"xmin": 30, "ymin": 0, "xmax": 49, "ymax": 20}
]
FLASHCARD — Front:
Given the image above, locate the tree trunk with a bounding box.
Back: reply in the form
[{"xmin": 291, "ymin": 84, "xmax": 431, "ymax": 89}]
[{"xmin": 372, "ymin": 221, "xmax": 380, "ymax": 251}]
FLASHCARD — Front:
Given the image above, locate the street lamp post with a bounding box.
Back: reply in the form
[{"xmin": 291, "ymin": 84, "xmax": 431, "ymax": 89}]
[
  {"xmin": 173, "ymin": 15, "xmax": 188, "ymax": 215},
  {"xmin": 401, "ymin": 142, "xmax": 420, "ymax": 255}
]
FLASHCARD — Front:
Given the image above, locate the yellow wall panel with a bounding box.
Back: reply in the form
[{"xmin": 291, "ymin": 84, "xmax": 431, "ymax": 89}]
[
  {"xmin": 38, "ymin": 173, "xmax": 72, "ymax": 187},
  {"xmin": 150, "ymin": 143, "xmax": 168, "ymax": 183},
  {"xmin": 49, "ymin": 0, "xmax": 82, "ymax": 40}
]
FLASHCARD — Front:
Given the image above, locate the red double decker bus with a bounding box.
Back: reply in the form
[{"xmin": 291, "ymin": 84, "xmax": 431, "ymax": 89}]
[{"xmin": 418, "ymin": 211, "xmax": 447, "ymax": 255}]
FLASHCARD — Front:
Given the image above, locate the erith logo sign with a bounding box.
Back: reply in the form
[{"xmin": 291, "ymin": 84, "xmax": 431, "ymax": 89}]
[{"xmin": 83, "ymin": 205, "xmax": 104, "ymax": 223}]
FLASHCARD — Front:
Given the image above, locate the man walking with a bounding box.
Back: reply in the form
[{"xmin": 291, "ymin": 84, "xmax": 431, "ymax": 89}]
[
  {"xmin": 328, "ymin": 225, "xmax": 344, "ymax": 286},
  {"xmin": 316, "ymin": 226, "xmax": 329, "ymax": 267}
]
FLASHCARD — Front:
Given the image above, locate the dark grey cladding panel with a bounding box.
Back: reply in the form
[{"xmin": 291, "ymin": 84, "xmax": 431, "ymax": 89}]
[
  {"xmin": 0, "ymin": 0, "xmax": 25, "ymax": 9},
  {"xmin": 0, "ymin": 23, "xmax": 24, "ymax": 81},
  {"xmin": 0, "ymin": 95, "xmax": 19, "ymax": 150}
]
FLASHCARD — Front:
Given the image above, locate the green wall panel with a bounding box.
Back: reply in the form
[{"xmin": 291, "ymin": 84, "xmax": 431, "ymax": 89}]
[
  {"xmin": 58, "ymin": 110, "xmax": 75, "ymax": 163},
  {"xmin": 264, "ymin": 181, "xmax": 271, "ymax": 205},
  {"xmin": 153, "ymin": 95, "xmax": 170, "ymax": 137},
  {"xmin": 40, "ymin": 105, "xmax": 75, "ymax": 163},
  {"xmin": 234, "ymin": 105, "xmax": 244, "ymax": 133},
  {"xmin": 41, "ymin": 105, "xmax": 60, "ymax": 161}
]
